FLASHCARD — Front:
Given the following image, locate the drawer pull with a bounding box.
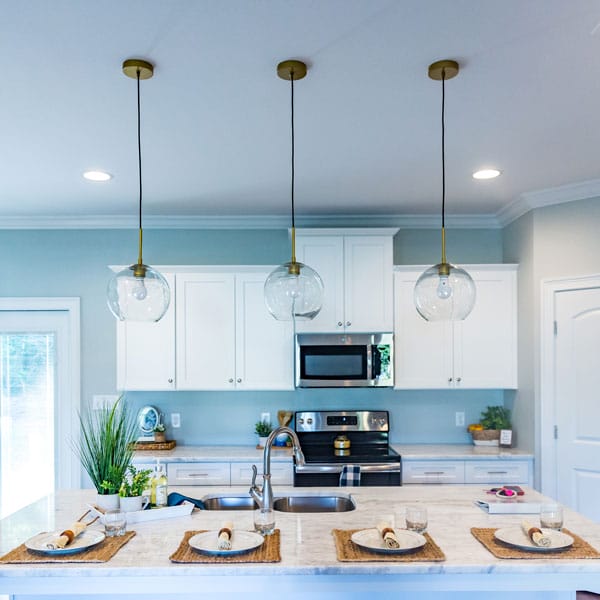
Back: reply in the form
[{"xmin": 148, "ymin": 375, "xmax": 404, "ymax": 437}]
[
  {"xmin": 485, "ymin": 471, "xmax": 508, "ymax": 475},
  {"xmin": 424, "ymin": 471, "xmax": 445, "ymax": 475},
  {"xmin": 185, "ymin": 473, "xmax": 210, "ymax": 478}
]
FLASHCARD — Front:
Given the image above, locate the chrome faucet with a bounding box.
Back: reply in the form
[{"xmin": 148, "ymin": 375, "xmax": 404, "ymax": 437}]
[{"xmin": 249, "ymin": 426, "xmax": 305, "ymax": 511}]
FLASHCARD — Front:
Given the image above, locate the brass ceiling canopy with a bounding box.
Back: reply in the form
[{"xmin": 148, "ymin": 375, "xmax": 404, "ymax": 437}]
[
  {"xmin": 277, "ymin": 60, "xmax": 307, "ymax": 82},
  {"xmin": 122, "ymin": 59, "xmax": 154, "ymax": 80},
  {"xmin": 428, "ymin": 59, "xmax": 459, "ymax": 81}
]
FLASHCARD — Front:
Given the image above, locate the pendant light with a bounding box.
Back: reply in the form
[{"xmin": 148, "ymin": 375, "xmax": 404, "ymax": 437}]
[
  {"xmin": 107, "ymin": 59, "xmax": 170, "ymax": 322},
  {"xmin": 264, "ymin": 60, "xmax": 324, "ymax": 321},
  {"xmin": 414, "ymin": 60, "xmax": 476, "ymax": 321}
]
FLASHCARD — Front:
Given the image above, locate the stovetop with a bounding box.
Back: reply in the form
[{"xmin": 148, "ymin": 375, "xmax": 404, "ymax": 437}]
[{"xmin": 302, "ymin": 444, "xmax": 400, "ymax": 464}]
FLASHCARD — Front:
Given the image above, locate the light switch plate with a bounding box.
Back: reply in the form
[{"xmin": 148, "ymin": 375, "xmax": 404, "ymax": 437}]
[
  {"xmin": 171, "ymin": 413, "xmax": 181, "ymax": 428},
  {"xmin": 455, "ymin": 411, "xmax": 465, "ymax": 427},
  {"xmin": 92, "ymin": 394, "xmax": 119, "ymax": 410},
  {"xmin": 260, "ymin": 412, "xmax": 270, "ymax": 424}
]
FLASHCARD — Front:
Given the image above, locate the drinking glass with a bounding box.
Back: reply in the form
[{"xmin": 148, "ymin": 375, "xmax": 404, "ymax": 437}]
[
  {"xmin": 405, "ymin": 505, "xmax": 428, "ymax": 533},
  {"xmin": 103, "ymin": 509, "xmax": 127, "ymax": 537},
  {"xmin": 540, "ymin": 503, "xmax": 563, "ymax": 530},
  {"xmin": 254, "ymin": 508, "xmax": 275, "ymax": 535}
]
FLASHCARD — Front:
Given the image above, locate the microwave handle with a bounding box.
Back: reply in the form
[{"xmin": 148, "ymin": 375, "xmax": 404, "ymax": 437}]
[{"xmin": 371, "ymin": 345, "xmax": 382, "ymax": 379}]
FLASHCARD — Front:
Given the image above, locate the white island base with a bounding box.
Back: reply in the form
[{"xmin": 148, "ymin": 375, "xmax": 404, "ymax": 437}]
[{"xmin": 1, "ymin": 486, "xmax": 598, "ymax": 600}]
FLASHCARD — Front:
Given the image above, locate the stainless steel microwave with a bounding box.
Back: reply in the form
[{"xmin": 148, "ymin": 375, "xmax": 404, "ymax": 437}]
[{"xmin": 296, "ymin": 333, "xmax": 394, "ymax": 388}]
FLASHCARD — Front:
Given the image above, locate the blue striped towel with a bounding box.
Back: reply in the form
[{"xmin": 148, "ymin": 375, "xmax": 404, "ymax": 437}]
[{"xmin": 339, "ymin": 464, "xmax": 361, "ymax": 486}]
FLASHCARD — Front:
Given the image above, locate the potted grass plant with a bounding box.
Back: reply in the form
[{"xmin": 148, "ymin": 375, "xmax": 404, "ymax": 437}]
[
  {"xmin": 74, "ymin": 396, "xmax": 138, "ymax": 511},
  {"xmin": 255, "ymin": 420, "xmax": 273, "ymax": 448}
]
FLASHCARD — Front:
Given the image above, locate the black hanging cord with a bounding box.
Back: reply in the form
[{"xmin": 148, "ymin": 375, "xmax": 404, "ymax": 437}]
[
  {"xmin": 290, "ymin": 72, "xmax": 295, "ymax": 230},
  {"xmin": 441, "ymin": 70, "xmax": 446, "ymax": 230}
]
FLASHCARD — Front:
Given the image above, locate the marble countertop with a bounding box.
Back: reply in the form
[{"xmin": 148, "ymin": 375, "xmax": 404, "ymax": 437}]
[
  {"xmin": 0, "ymin": 485, "xmax": 597, "ymax": 582},
  {"xmin": 133, "ymin": 444, "xmax": 533, "ymax": 464}
]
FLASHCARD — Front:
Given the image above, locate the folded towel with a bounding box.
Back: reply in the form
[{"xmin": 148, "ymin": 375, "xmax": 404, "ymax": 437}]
[
  {"xmin": 167, "ymin": 492, "xmax": 206, "ymax": 510},
  {"xmin": 339, "ymin": 464, "xmax": 361, "ymax": 487},
  {"xmin": 521, "ymin": 519, "xmax": 552, "ymax": 547},
  {"xmin": 217, "ymin": 521, "xmax": 233, "ymax": 550},
  {"xmin": 376, "ymin": 521, "xmax": 400, "ymax": 549},
  {"xmin": 46, "ymin": 521, "xmax": 87, "ymax": 549}
]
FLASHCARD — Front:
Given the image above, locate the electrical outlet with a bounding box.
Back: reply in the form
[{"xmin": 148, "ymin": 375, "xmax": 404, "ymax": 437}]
[
  {"xmin": 455, "ymin": 411, "xmax": 465, "ymax": 427},
  {"xmin": 260, "ymin": 412, "xmax": 270, "ymax": 424},
  {"xmin": 171, "ymin": 413, "xmax": 181, "ymax": 428},
  {"xmin": 92, "ymin": 394, "xmax": 119, "ymax": 410}
]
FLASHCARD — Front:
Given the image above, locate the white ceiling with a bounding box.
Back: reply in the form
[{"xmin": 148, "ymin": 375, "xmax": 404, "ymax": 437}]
[{"xmin": 2, "ymin": 0, "xmax": 600, "ymax": 228}]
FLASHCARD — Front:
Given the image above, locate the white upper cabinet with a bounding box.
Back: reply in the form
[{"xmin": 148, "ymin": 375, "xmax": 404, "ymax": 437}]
[
  {"xmin": 295, "ymin": 229, "xmax": 396, "ymax": 333},
  {"xmin": 116, "ymin": 272, "xmax": 176, "ymax": 391},
  {"xmin": 394, "ymin": 265, "xmax": 518, "ymax": 389},
  {"xmin": 176, "ymin": 270, "xmax": 293, "ymax": 391}
]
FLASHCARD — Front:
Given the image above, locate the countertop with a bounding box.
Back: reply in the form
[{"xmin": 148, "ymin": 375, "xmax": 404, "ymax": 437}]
[
  {"xmin": 0, "ymin": 485, "xmax": 598, "ymax": 599},
  {"xmin": 132, "ymin": 444, "xmax": 533, "ymax": 463}
]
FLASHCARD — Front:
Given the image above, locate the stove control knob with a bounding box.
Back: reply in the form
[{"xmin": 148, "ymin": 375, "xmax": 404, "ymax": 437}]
[
  {"xmin": 307, "ymin": 418, "xmax": 313, "ymax": 425},
  {"xmin": 298, "ymin": 418, "xmax": 304, "ymax": 425}
]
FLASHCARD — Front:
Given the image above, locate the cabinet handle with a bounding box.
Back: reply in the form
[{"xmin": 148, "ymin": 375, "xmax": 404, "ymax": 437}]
[
  {"xmin": 456, "ymin": 377, "xmax": 462, "ymax": 383},
  {"xmin": 448, "ymin": 377, "xmax": 453, "ymax": 383},
  {"xmin": 167, "ymin": 378, "xmax": 173, "ymax": 384},
  {"xmin": 338, "ymin": 321, "xmax": 343, "ymax": 327},
  {"xmin": 237, "ymin": 378, "xmax": 242, "ymax": 383},
  {"xmin": 486, "ymin": 471, "xmax": 508, "ymax": 475},
  {"xmin": 186, "ymin": 473, "xmax": 209, "ymax": 478},
  {"xmin": 424, "ymin": 471, "xmax": 445, "ymax": 475},
  {"xmin": 346, "ymin": 321, "xmax": 351, "ymax": 327},
  {"xmin": 228, "ymin": 378, "xmax": 234, "ymax": 383}
]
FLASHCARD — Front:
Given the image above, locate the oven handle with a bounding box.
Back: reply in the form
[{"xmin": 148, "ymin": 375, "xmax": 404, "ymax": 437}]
[{"xmin": 294, "ymin": 463, "xmax": 401, "ymax": 474}]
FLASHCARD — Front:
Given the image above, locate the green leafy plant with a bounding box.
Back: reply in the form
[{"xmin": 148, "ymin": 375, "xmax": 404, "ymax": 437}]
[
  {"xmin": 479, "ymin": 406, "xmax": 512, "ymax": 430},
  {"xmin": 119, "ymin": 465, "xmax": 153, "ymax": 498},
  {"xmin": 255, "ymin": 420, "xmax": 273, "ymax": 437},
  {"xmin": 153, "ymin": 423, "xmax": 165, "ymax": 433},
  {"xmin": 73, "ymin": 397, "xmax": 138, "ymax": 495}
]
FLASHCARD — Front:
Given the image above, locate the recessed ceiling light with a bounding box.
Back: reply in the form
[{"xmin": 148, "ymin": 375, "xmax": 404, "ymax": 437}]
[
  {"xmin": 472, "ymin": 168, "xmax": 501, "ymax": 180},
  {"xmin": 83, "ymin": 170, "xmax": 112, "ymax": 182}
]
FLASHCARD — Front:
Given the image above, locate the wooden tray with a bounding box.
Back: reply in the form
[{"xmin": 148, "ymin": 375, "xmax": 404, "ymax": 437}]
[{"xmin": 129, "ymin": 440, "xmax": 176, "ymax": 451}]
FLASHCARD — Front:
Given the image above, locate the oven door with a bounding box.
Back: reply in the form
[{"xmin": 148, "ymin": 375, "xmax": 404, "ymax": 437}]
[{"xmin": 294, "ymin": 462, "xmax": 402, "ymax": 487}]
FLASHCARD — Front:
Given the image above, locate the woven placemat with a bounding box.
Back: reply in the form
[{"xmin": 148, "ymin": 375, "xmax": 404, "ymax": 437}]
[
  {"xmin": 471, "ymin": 528, "xmax": 600, "ymax": 559},
  {"xmin": 0, "ymin": 531, "xmax": 136, "ymax": 564},
  {"xmin": 332, "ymin": 529, "xmax": 445, "ymax": 562},
  {"xmin": 170, "ymin": 529, "xmax": 281, "ymax": 563}
]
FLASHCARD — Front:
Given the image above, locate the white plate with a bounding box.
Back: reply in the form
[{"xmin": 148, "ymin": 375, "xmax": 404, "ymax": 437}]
[
  {"xmin": 494, "ymin": 527, "xmax": 574, "ymax": 552},
  {"xmin": 351, "ymin": 528, "xmax": 427, "ymax": 554},
  {"xmin": 188, "ymin": 530, "xmax": 264, "ymax": 556},
  {"xmin": 25, "ymin": 530, "xmax": 106, "ymax": 555}
]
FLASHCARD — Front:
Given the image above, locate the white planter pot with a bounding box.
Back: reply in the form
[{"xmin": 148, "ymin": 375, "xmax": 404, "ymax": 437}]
[
  {"xmin": 258, "ymin": 436, "xmax": 269, "ymax": 448},
  {"xmin": 119, "ymin": 495, "xmax": 150, "ymax": 513},
  {"xmin": 95, "ymin": 493, "xmax": 120, "ymax": 512}
]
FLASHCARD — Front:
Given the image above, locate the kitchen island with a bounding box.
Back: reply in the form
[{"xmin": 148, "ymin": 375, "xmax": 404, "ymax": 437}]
[{"xmin": 0, "ymin": 485, "xmax": 598, "ymax": 600}]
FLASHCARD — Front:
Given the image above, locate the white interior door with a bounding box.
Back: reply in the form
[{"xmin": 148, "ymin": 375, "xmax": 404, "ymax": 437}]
[
  {"xmin": 554, "ymin": 285, "xmax": 600, "ymax": 521},
  {"xmin": 0, "ymin": 302, "xmax": 79, "ymax": 518}
]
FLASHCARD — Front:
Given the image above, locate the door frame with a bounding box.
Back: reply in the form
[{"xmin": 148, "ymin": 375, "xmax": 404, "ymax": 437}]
[
  {"xmin": 540, "ymin": 274, "xmax": 600, "ymax": 499},
  {"xmin": 0, "ymin": 297, "xmax": 80, "ymax": 489}
]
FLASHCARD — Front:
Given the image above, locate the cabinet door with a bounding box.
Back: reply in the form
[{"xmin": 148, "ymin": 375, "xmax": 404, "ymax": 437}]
[
  {"xmin": 176, "ymin": 273, "xmax": 236, "ymax": 390},
  {"xmin": 230, "ymin": 461, "xmax": 293, "ymax": 486},
  {"xmin": 394, "ymin": 271, "xmax": 453, "ymax": 388},
  {"xmin": 454, "ymin": 269, "xmax": 517, "ymax": 388},
  {"xmin": 294, "ymin": 235, "xmax": 345, "ymax": 332},
  {"xmin": 167, "ymin": 462, "xmax": 231, "ymax": 486},
  {"xmin": 116, "ymin": 273, "xmax": 176, "ymax": 391},
  {"xmin": 344, "ymin": 236, "xmax": 393, "ymax": 332},
  {"xmin": 464, "ymin": 460, "xmax": 531, "ymax": 485},
  {"xmin": 235, "ymin": 273, "xmax": 294, "ymax": 390}
]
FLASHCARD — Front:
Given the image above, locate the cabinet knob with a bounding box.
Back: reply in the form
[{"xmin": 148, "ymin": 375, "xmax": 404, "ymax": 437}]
[
  {"xmin": 337, "ymin": 321, "xmax": 343, "ymax": 327},
  {"xmin": 456, "ymin": 377, "xmax": 462, "ymax": 383},
  {"xmin": 346, "ymin": 321, "xmax": 351, "ymax": 327},
  {"xmin": 228, "ymin": 378, "xmax": 234, "ymax": 383},
  {"xmin": 448, "ymin": 377, "xmax": 453, "ymax": 383},
  {"xmin": 237, "ymin": 378, "xmax": 242, "ymax": 383}
]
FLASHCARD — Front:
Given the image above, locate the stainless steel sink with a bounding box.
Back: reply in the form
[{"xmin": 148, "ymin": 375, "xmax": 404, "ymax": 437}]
[
  {"xmin": 201, "ymin": 495, "xmax": 259, "ymax": 510},
  {"xmin": 273, "ymin": 494, "xmax": 356, "ymax": 513},
  {"xmin": 201, "ymin": 493, "xmax": 356, "ymax": 512}
]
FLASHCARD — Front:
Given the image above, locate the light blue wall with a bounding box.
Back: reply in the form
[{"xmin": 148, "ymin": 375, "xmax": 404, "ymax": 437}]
[{"xmin": 0, "ymin": 227, "xmax": 506, "ymax": 447}]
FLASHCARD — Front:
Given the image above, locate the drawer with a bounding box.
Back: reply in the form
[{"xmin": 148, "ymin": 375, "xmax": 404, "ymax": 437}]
[
  {"xmin": 167, "ymin": 462, "xmax": 230, "ymax": 486},
  {"xmin": 230, "ymin": 462, "xmax": 293, "ymax": 486},
  {"xmin": 464, "ymin": 460, "xmax": 530, "ymax": 484},
  {"xmin": 402, "ymin": 460, "xmax": 465, "ymax": 484}
]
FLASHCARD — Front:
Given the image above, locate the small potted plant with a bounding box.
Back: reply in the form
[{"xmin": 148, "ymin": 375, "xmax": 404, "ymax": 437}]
[
  {"xmin": 118, "ymin": 465, "xmax": 153, "ymax": 512},
  {"xmin": 153, "ymin": 423, "xmax": 166, "ymax": 443},
  {"xmin": 468, "ymin": 406, "xmax": 512, "ymax": 446},
  {"xmin": 255, "ymin": 420, "xmax": 273, "ymax": 448}
]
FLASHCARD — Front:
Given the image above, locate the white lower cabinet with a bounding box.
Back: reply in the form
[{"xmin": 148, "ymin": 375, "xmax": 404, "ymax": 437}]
[
  {"xmin": 402, "ymin": 459, "xmax": 532, "ymax": 485},
  {"xmin": 230, "ymin": 462, "xmax": 293, "ymax": 486},
  {"xmin": 402, "ymin": 461, "xmax": 465, "ymax": 484},
  {"xmin": 167, "ymin": 462, "xmax": 231, "ymax": 486}
]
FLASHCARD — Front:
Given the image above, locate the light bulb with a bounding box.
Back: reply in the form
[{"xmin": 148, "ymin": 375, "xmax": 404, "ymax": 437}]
[
  {"xmin": 436, "ymin": 275, "xmax": 452, "ymax": 299},
  {"xmin": 132, "ymin": 277, "xmax": 147, "ymax": 300}
]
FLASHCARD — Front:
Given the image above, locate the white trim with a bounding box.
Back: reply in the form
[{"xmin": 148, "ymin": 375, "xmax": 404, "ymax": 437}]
[
  {"xmin": 539, "ymin": 275, "xmax": 600, "ymax": 498},
  {"xmin": 0, "ymin": 298, "xmax": 80, "ymax": 489}
]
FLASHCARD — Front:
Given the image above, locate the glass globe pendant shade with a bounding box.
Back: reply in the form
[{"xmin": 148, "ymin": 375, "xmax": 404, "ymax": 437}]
[
  {"xmin": 264, "ymin": 261, "xmax": 324, "ymax": 321},
  {"xmin": 414, "ymin": 262, "xmax": 476, "ymax": 321},
  {"xmin": 107, "ymin": 264, "xmax": 170, "ymax": 322}
]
